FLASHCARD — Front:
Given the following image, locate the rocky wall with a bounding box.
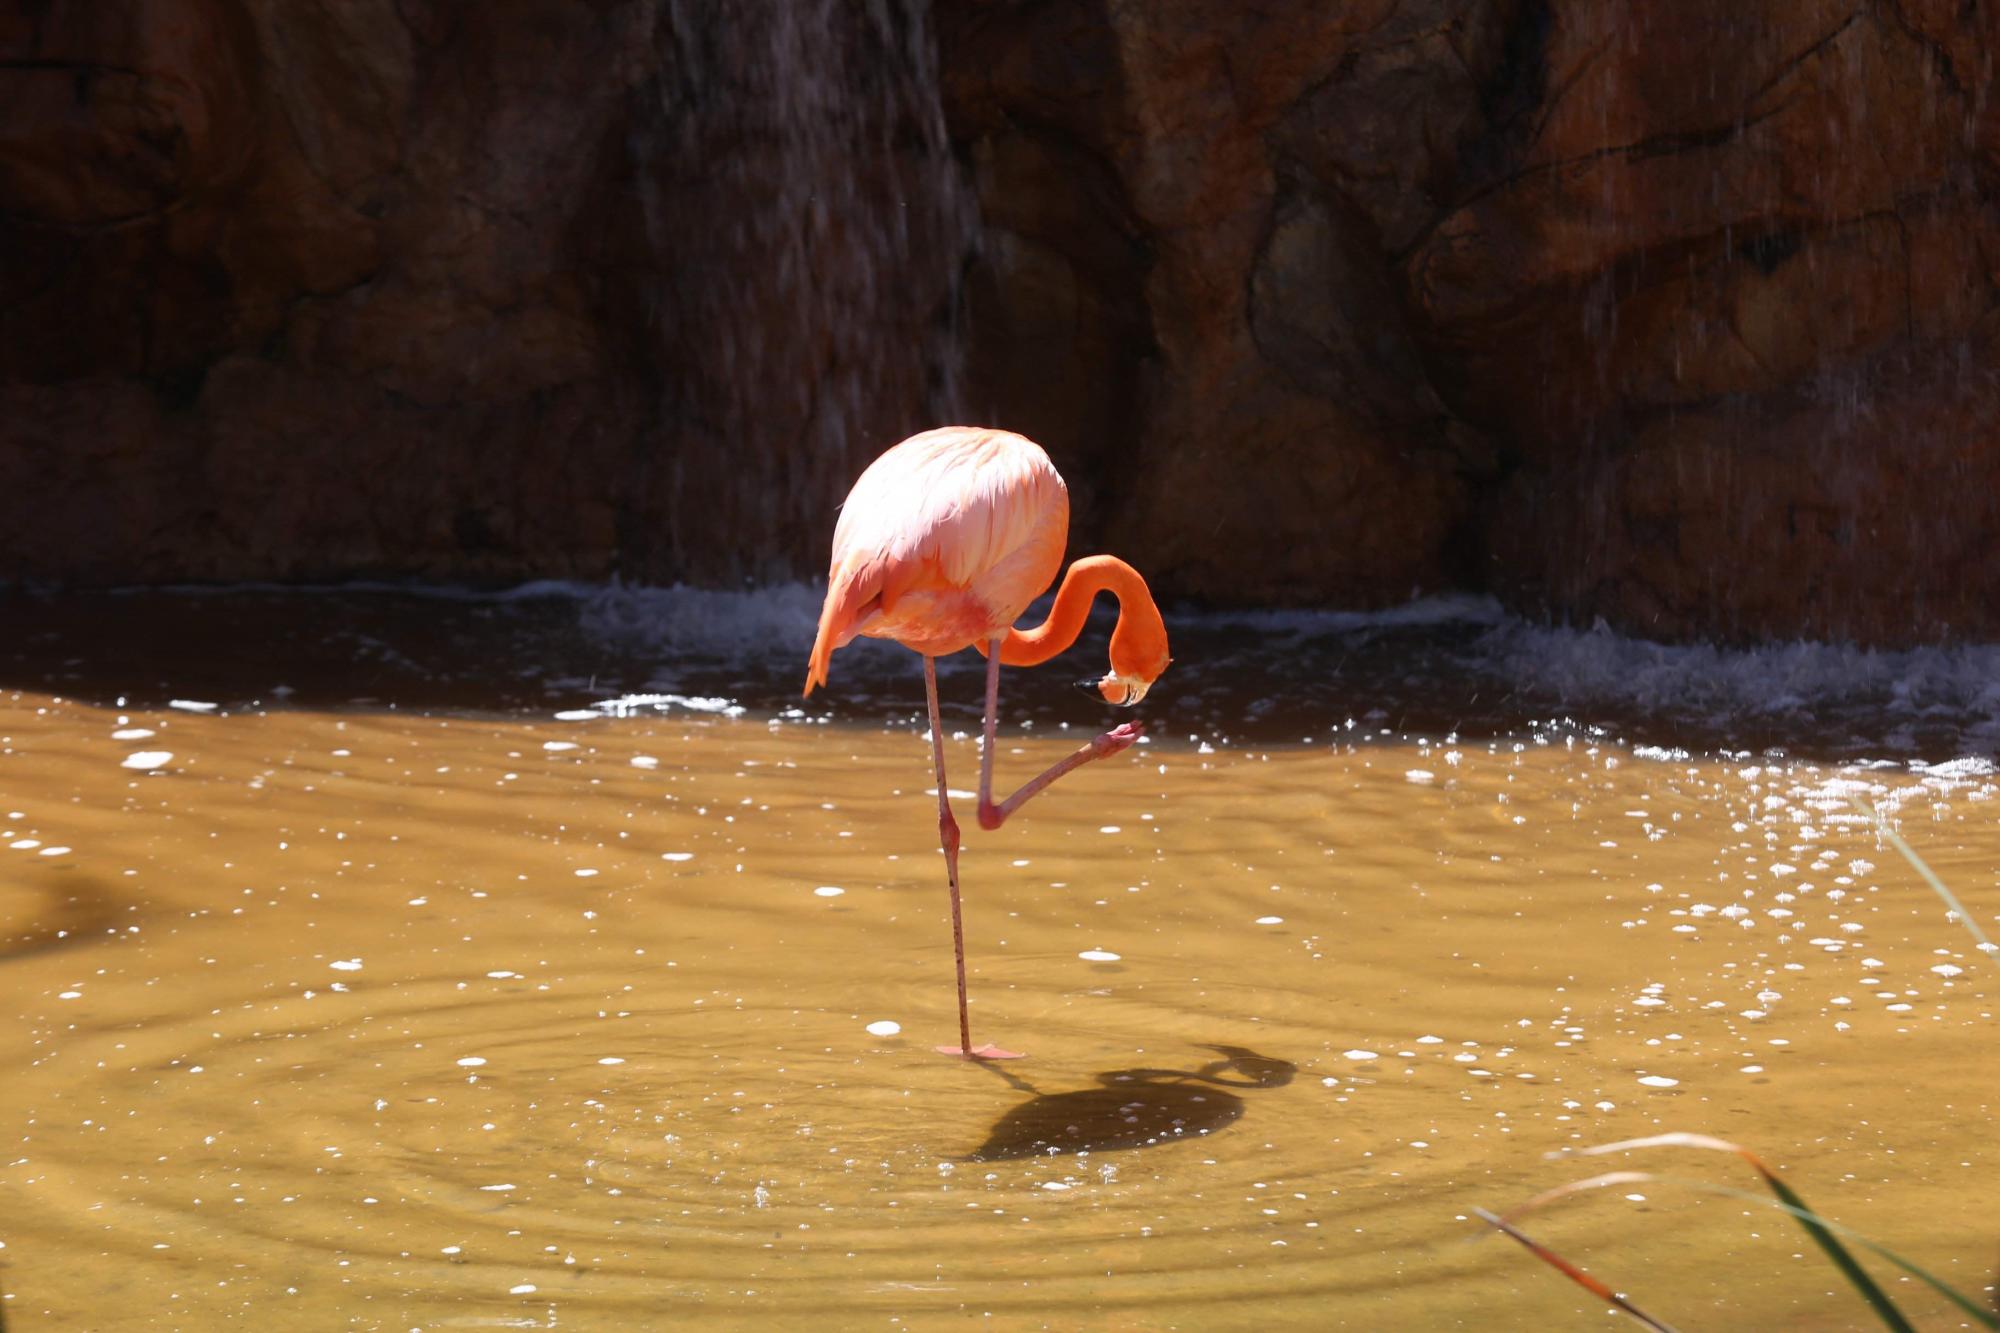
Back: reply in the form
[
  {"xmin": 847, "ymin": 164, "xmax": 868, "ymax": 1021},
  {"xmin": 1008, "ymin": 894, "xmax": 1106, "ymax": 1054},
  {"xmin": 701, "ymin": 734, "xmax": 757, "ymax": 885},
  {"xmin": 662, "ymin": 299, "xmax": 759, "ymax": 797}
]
[{"xmin": 5, "ymin": 1, "xmax": 1998, "ymax": 643}]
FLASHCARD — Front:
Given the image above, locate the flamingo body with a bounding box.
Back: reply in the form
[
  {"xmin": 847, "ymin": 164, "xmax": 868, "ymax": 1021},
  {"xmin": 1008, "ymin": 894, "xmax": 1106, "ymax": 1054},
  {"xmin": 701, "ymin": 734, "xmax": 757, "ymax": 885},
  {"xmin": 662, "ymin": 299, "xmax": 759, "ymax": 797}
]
[{"xmin": 807, "ymin": 427, "xmax": 1068, "ymax": 686}]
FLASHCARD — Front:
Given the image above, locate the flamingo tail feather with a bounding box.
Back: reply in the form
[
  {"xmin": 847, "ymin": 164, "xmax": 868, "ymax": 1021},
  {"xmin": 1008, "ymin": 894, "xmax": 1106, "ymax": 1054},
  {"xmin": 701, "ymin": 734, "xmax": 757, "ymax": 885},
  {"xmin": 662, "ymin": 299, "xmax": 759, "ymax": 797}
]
[{"xmin": 804, "ymin": 559, "xmax": 883, "ymax": 696}]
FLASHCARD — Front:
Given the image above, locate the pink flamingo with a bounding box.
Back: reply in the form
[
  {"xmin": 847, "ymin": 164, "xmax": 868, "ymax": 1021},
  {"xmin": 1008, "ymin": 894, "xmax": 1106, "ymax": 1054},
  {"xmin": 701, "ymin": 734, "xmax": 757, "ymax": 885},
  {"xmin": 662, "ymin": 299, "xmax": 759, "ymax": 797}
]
[{"xmin": 804, "ymin": 427, "xmax": 1171, "ymax": 1059}]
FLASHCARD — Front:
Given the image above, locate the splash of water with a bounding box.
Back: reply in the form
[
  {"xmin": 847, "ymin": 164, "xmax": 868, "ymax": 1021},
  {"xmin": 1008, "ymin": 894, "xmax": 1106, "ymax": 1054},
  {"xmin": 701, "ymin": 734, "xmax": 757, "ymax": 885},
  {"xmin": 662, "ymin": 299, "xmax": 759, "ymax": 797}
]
[{"xmin": 628, "ymin": 2, "xmax": 976, "ymax": 581}]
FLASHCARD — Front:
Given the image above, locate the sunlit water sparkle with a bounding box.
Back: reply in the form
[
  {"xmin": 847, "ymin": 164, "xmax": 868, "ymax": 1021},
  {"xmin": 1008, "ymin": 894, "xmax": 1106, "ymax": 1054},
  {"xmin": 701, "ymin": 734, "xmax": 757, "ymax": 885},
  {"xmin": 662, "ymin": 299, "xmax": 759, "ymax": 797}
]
[{"xmin": 0, "ymin": 583, "xmax": 1994, "ymax": 1327}]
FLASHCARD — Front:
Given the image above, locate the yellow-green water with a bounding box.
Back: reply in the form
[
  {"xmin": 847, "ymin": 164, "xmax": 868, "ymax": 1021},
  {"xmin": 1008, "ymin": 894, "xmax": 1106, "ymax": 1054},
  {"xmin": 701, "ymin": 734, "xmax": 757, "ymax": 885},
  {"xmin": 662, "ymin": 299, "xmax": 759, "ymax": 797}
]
[{"xmin": 1, "ymin": 684, "xmax": 1994, "ymax": 1328}]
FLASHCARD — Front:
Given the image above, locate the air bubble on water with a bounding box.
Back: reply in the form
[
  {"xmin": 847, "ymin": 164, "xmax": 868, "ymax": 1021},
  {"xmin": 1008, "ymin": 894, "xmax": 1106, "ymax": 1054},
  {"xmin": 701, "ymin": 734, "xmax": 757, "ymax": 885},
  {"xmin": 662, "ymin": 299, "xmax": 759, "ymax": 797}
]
[
  {"xmin": 1079, "ymin": 949, "xmax": 1120, "ymax": 962},
  {"xmin": 122, "ymin": 751, "xmax": 174, "ymax": 770},
  {"xmin": 865, "ymin": 1020, "xmax": 900, "ymax": 1036},
  {"xmin": 814, "ymin": 886, "xmax": 844, "ymax": 897}
]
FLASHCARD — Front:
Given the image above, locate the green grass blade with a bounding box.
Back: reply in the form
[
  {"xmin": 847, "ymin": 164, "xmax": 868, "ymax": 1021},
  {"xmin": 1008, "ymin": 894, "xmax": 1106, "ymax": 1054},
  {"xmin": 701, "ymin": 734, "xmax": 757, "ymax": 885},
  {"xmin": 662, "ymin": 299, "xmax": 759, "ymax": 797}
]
[
  {"xmin": 1572, "ymin": 1137, "xmax": 1986, "ymax": 1330},
  {"xmin": 1514, "ymin": 1167, "xmax": 1998, "ymax": 1329},
  {"xmin": 1746, "ymin": 1160, "xmax": 1915, "ymax": 1332},
  {"xmin": 1850, "ymin": 796, "xmax": 1998, "ymax": 969},
  {"xmin": 1675, "ymin": 1178, "xmax": 1999, "ymax": 1330}
]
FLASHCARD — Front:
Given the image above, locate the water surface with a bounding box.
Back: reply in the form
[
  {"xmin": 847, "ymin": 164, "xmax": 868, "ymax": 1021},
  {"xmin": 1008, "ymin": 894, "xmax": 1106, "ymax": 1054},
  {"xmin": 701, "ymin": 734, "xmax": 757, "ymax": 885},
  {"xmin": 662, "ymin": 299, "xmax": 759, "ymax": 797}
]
[{"xmin": 1, "ymin": 587, "xmax": 1995, "ymax": 1328}]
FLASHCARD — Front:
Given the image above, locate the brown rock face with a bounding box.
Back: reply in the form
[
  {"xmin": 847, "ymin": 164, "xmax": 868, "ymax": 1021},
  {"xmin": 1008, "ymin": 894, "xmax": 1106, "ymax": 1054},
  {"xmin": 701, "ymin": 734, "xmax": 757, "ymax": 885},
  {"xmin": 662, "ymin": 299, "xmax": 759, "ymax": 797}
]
[
  {"xmin": 1399, "ymin": 2, "xmax": 2000, "ymax": 640},
  {"xmin": 940, "ymin": 0, "xmax": 1499, "ymax": 607},
  {"xmin": 943, "ymin": 0, "xmax": 2000, "ymax": 641},
  {"xmin": 0, "ymin": 1, "xmax": 969, "ymax": 584},
  {"xmin": 5, "ymin": 2, "xmax": 1999, "ymax": 643}
]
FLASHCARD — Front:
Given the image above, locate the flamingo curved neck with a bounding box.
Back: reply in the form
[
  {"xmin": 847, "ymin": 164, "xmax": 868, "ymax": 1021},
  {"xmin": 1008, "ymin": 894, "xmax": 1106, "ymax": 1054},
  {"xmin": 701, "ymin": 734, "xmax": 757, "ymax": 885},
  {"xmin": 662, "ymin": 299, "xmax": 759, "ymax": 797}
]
[{"xmin": 997, "ymin": 555, "xmax": 1161, "ymax": 668}]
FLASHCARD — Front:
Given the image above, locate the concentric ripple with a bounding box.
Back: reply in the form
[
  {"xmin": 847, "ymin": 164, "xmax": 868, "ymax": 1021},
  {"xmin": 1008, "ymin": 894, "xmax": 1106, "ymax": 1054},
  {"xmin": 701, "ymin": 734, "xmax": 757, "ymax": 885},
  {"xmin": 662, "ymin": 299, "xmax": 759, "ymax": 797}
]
[{"xmin": 1, "ymin": 694, "xmax": 1995, "ymax": 1328}]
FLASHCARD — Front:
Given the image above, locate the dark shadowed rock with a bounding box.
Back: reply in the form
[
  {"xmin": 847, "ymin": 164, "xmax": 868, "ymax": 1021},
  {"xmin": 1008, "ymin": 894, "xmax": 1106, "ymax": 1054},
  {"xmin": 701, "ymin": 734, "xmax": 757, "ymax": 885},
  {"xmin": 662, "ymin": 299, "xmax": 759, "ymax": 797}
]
[
  {"xmin": 0, "ymin": 0, "xmax": 968, "ymax": 587},
  {"xmin": 4, "ymin": 1, "xmax": 2000, "ymax": 643}
]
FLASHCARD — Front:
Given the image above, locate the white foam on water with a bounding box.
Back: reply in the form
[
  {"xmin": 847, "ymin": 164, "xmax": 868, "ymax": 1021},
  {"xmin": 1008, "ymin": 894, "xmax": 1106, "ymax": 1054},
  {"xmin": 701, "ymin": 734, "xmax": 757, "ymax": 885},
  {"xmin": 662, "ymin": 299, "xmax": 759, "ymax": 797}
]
[
  {"xmin": 112, "ymin": 579, "xmax": 2000, "ymax": 753},
  {"xmin": 1477, "ymin": 616, "xmax": 2000, "ymax": 738},
  {"xmin": 577, "ymin": 581, "xmax": 827, "ymax": 663}
]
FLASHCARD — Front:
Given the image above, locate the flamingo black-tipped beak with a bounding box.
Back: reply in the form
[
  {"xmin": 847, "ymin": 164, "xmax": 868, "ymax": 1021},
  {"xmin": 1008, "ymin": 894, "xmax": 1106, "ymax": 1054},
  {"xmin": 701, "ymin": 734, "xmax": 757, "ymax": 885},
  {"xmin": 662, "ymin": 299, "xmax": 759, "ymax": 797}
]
[{"xmin": 1094, "ymin": 673, "xmax": 1152, "ymax": 707}]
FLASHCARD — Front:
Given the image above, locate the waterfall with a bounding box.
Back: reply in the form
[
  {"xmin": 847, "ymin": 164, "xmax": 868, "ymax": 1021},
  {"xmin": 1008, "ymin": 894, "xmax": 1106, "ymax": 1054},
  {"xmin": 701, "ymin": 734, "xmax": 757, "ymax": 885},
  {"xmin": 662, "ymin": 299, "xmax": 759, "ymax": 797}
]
[{"xmin": 627, "ymin": 1, "xmax": 976, "ymax": 583}]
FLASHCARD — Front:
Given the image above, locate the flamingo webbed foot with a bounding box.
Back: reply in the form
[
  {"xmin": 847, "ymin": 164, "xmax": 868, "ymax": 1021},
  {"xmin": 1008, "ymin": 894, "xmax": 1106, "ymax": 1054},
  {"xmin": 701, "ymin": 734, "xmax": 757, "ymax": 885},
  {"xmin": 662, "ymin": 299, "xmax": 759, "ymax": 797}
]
[
  {"xmin": 1094, "ymin": 719, "xmax": 1144, "ymax": 756},
  {"xmin": 936, "ymin": 1042, "xmax": 1027, "ymax": 1060}
]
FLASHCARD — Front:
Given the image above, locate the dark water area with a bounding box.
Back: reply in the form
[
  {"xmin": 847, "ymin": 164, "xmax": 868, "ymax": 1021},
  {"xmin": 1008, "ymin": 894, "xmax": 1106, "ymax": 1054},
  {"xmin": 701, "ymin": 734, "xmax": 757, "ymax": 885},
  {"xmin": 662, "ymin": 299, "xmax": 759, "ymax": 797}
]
[{"xmin": 6, "ymin": 583, "xmax": 2000, "ymax": 765}]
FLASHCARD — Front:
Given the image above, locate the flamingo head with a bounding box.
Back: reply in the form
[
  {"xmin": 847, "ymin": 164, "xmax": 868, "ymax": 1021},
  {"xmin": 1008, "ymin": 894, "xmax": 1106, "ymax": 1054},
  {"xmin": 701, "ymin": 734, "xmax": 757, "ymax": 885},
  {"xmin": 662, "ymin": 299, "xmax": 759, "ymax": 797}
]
[{"xmin": 1097, "ymin": 621, "xmax": 1170, "ymax": 707}]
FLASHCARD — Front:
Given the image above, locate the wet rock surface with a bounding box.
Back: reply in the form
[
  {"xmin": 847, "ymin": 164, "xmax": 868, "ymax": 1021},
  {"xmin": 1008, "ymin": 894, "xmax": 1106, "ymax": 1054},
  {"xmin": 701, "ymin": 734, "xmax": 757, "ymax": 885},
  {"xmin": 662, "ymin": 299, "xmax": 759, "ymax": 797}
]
[
  {"xmin": 4, "ymin": 1, "xmax": 1997, "ymax": 642},
  {"xmin": 942, "ymin": 0, "xmax": 2000, "ymax": 640},
  {"xmin": 0, "ymin": 0, "xmax": 966, "ymax": 585}
]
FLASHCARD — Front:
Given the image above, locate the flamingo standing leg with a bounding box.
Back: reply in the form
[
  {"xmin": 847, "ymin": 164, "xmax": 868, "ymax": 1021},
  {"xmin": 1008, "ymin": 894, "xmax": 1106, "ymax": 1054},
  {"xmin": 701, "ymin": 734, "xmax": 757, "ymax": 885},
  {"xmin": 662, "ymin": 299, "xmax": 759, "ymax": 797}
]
[
  {"xmin": 977, "ymin": 636, "xmax": 1145, "ymax": 832},
  {"xmin": 922, "ymin": 655, "xmax": 971, "ymax": 1057},
  {"xmin": 926, "ymin": 657, "xmax": 1023, "ymax": 1060}
]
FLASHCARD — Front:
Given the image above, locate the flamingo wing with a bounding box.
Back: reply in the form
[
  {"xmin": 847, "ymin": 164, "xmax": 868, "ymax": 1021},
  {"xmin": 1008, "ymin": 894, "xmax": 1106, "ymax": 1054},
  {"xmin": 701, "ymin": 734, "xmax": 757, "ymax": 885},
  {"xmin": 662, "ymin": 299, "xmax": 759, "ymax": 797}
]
[{"xmin": 805, "ymin": 428, "xmax": 1068, "ymax": 694}]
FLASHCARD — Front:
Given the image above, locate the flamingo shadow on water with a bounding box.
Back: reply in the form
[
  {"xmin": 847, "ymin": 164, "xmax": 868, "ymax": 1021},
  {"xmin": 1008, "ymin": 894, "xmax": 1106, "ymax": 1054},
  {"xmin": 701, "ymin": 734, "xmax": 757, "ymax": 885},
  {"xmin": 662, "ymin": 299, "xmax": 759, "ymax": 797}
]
[{"xmin": 961, "ymin": 1045, "xmax": 1296, "ymax": 1162}]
